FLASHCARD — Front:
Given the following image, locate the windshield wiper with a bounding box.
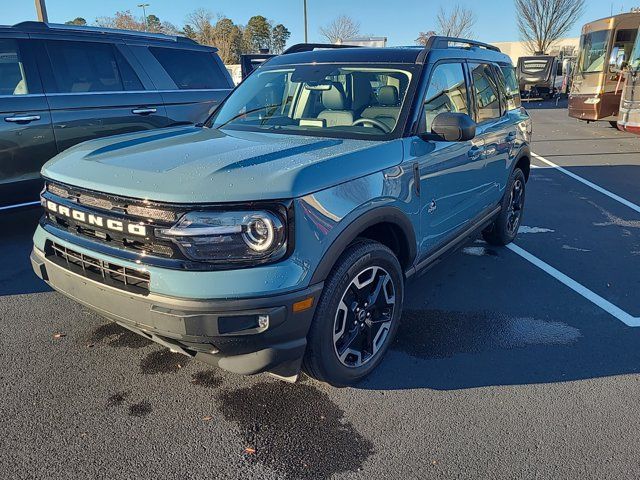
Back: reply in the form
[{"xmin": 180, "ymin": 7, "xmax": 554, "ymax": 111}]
[{"xmin": 215, "ymin": 104, "xmax": 284, "ymax": 130}]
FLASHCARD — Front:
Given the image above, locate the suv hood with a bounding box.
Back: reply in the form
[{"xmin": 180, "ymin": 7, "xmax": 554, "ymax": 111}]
[{"xmin": 42, "ymin": 127, "xmax": 403, "ymax": 203}]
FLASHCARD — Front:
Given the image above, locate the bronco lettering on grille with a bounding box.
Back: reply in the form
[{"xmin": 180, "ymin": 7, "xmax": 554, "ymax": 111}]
[{"xmin": 46, "ymin": 200, "xmax": 147, "ymax": 237}]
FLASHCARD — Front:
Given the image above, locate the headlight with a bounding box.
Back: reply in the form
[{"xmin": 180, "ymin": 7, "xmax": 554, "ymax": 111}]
[{"xmin": 157, "ymin": 210, "xmax": 287, "ymax": 264}]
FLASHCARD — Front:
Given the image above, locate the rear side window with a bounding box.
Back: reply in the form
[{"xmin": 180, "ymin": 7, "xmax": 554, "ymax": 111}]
[
  {"xmin": 45, "ymin": 40, "xmax": 142, "ymax": 93},
  {"xmin": 421, "ymin": 62, "xmax": 469, "ymax": 132},
  {"xmin": 149, "ymin": 47, "xmax": 228, "ymax": 90},
  {"xmin": 0, "ymin": 39, "xmax": 29, "ymax": 95},
  {"xmin": 499, "ymin": 65, "xmax": 521, "ymax": 110},
  {"xmin": 470, "ymin": 63, "xmax": 501, "ymax": 123}
]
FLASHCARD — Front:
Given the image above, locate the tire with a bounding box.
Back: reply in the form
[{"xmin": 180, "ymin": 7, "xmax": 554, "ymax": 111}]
[
  {"xmin": 609, "ymin": 121, "xmax": 618, "ymax": 129},
  {"xmin": 482, "ymin": 168, "xmax": 526, "ymax": 246},
  {"xmin": 303, "ymin": 240, "xmax": 404, "ymax": 386}
]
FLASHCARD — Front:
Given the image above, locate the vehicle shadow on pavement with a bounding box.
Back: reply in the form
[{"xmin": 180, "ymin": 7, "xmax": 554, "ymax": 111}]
[
  {"xmin": 0, "ymin": 206, "xmax": 51, "ymax": 296},
  {"xmin": 523, "ymin": 98, "xmax": 569, "ymax": 110},
  {"xmin": 355, "ymin": 308, "xmax": 640, "ymax": 391}
]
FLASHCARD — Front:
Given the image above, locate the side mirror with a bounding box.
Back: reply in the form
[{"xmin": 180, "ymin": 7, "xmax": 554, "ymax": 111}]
[
  {"xmin": 431, "ymin": 112, "xmax": 476, "ymax": 142},
  {"xmin": 609, "ymin": 47, "xmax": 626, "ymax": 72}
]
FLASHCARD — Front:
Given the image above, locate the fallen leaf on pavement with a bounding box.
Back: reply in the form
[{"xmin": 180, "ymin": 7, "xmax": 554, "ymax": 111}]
[
  {"xmin": 203, "ymin": 416, "xmax": 213, "ymax": 421},
  {"xmin": 244, "ymin": 447, "xmax": 256, "ymax": 455}
]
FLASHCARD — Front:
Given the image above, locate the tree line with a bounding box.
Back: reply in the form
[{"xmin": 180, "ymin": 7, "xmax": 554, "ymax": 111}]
[
  {"xmin": 65, "ymin": 9, "xmax": 291, "ymax": 64},
  {"xmin": 66, "ymin": 0, "xmax": 588, "ymax": 62}
]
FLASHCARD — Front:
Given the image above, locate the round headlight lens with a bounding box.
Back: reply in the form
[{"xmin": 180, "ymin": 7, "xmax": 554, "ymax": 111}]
[{"xmin": 243, "ymin": 215, "xmax": 277, "ymax": 251}]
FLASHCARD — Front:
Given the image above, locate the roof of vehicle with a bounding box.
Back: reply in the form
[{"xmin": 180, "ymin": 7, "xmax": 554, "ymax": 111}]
[
  {"xmin": 1, "ymin": 22, "xmax": 213, "ymax": 50},
  {"xmin": 265, "ymin": 37, "xmax": 511, "ymax": 67}
]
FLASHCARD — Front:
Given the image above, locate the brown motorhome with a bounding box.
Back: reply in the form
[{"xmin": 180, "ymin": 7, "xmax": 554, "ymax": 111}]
[
  {"xmin": 569, "ymin": 12, "xmax": 640, "ymax": 125},
  {"xmin": 618, "ymin": 25, "xmax": 640, "ymax": 135}
]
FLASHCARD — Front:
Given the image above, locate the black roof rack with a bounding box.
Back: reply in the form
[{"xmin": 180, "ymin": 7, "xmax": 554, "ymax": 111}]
[
  {"xmin": 11, "ymin": 21, "xmax": 198, "ymax": 45},
  {"xmin": 282, "ymin": 43, "xmax": 361, "ymax": 55},
  {"xmin": 416, "ymin": 35, "xmax": 501, "ymax": 63}
]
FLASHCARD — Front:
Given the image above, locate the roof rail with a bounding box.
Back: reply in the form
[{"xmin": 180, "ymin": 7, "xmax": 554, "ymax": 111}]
[
  {"xmin": 281, "ymin": 43, "xmax": 361, "ymax": 55},
  {"xmin": 12, "ymin": 21, "xmax": 198, "ymax": 45},
  {"xmin": 416, "ymin": 35, "xmax": 501, "ymax": 63}
]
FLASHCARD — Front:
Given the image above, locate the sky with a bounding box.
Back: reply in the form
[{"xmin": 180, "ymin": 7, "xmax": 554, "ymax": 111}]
[{"xmin": 4, "ymin": 0, "xmax": 634, "ymax": 46}]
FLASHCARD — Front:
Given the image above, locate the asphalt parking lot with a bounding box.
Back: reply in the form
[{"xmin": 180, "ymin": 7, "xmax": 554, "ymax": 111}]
[{"xmin": 2, "ymin": 100, "xmax": 640, "ymax": 479}]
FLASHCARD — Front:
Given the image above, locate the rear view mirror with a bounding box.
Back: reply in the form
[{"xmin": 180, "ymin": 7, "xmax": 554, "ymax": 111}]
[{"xmin": 431, "ymin": 112, "xmax": 476, "ymax": 142}]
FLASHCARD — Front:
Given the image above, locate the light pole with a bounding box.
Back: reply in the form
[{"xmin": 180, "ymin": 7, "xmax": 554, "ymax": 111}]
[
  {"xmin": 138, "ymin": 3, "xmax": 150, "ymax": 31},
  {"xmin": 35, "ymin": 0, "xmax": 49, "ymax": 22},
  {"xmin": 303, "ymin": 0, "xmax": 308, "ymax": 43}
]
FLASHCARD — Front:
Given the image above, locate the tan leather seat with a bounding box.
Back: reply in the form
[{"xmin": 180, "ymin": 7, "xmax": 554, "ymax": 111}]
[
  {"xmin": 361, "ymin": 86, "xmax": 401, "ymax": 130},
  {"xmin": 317, "ymin": 83, "xmax": 354, "ymax": 127}
]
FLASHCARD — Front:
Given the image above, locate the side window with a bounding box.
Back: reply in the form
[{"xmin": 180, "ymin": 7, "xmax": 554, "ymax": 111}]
[
  {"xmin": 45, "ymin": 40, "xmax": 142, "ymax": 93},
  {"xmin": 149, "ymin": 47, "xmax": 229, "ymax": 90},
  {"xmin": 499, "ymin": 65, "xmax": 521, "ymax": 110},
  {"xmin": 470, "ymin": 63, "xmax": 501, "ymax": 123},
  {"xmin": 0, "ymin": 39, "xmax": 29, "ymax": 95},
  {"xmin": 421, "ymin": 62, "xmax": 469, "ymax": 133}
]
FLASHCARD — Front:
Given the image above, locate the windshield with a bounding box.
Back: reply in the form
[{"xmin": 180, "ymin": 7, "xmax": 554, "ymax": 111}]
[
  {"xmin": 630, "ymin": 29, "xmax": 640, "ymax": 71},
  {"xmin": 207, "ymin": 64, "xmax": 415, "ymax": 139},
  {"xmin": 577, "ymin": 30, "xmax": 611, "ymax": 74}
]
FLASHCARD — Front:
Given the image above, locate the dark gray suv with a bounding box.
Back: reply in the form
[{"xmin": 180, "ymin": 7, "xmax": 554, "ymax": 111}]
[{"xmin": 0, "ymin": 22, "xmax": 233, "ymax": 209}]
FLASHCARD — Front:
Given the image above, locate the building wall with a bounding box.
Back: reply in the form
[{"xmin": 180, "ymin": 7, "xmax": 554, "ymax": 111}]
[{"xmin": 490, "ymin": 38, "xmax": 580, "ymax": 64}]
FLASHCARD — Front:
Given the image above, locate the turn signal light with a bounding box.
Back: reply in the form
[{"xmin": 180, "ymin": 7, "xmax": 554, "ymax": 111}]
[{"xmin": 292, "ymin": 297, "xmax": 314, "ymax": 313}]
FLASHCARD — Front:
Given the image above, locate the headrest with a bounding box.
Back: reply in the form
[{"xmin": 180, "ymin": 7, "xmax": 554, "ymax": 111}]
[
  {"xmin": 378, "ymin": 86, "xmax": 399, "ymax": 106},
  {"xmin": 322, "ymin": 83, "xmax": 350, "ymax": 110}
]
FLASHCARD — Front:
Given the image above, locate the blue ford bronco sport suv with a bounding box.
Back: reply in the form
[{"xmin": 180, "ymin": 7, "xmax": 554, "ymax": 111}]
[{"xmin": 31, "ymin": 37, "xmax": 531, "ymax": 386}]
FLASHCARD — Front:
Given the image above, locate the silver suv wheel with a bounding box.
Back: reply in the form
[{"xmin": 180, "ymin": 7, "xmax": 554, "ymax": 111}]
[{"xmin": 332, "ymin": 266, "xmax": 396, "ymax": 368}]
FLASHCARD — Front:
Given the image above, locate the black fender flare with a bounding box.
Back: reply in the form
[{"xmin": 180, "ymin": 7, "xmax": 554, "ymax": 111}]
[
  {"xmin": 511, "ymin": 145, "xmax": 531, "ymax": 181},
  {"xmin": 309, "ymin": 205, "xmax": 417, "ymax": 284}
]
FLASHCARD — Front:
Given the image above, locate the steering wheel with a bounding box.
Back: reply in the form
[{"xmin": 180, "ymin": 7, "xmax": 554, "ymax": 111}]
[{"xmin": 351, "ymin": 118, "xmax": 391, "ymax": 133}]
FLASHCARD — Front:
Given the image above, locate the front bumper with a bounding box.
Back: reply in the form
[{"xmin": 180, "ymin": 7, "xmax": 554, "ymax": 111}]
[
  {"xmin": 617, "ymin": 105, "xmax": 640, "ymax": 135},
  {"xmin": 568, "ymin": 92, "xmax": 620, "ymax": 121},
  {"xmin": 31, "ymin": 247, "xmax": 322, "ymax": 378}
]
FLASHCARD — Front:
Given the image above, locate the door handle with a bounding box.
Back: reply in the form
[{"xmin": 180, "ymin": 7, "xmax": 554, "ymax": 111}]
[
  {"xmin": 468, "ymin": 145, "xmax": 483, "ymax": 161},
  {"xmin": 132, "ymin": 108, "xmax": 157, "ymax": 115},
  {"xmin": 5, "ymin": 115, "xmax": 41, "ymax": 123}
]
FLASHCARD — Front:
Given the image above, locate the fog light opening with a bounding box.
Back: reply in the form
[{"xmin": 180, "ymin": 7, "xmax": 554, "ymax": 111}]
[{"xmin": 258, "ymin": 315, "xmax": 269, "ymax": 329}]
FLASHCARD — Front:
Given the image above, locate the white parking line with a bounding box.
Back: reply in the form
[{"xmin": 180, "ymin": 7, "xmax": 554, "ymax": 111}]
[
  {"xmin": 0, "ymin": 201, "xmax": 41, "ymax": 211},
  {"xmin": 531, "ymin": 152, "xmax": 640, "ymax": 214},
  {"xmin": 507, "ymin": 243, "xmax": 640, "ymax": 327}
]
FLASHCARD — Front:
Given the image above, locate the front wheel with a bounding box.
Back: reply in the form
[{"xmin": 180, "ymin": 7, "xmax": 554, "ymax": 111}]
[
  {"xmin": 303, "ymin": 240, "xmax": 404, "ymax": 386},
  {"xmin": 482, "ymin": 168, "xmax": 526, "ymax": 246}
]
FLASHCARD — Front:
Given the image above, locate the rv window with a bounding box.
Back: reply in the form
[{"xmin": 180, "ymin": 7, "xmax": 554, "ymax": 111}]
[{"xmin": 578, "ymin": 30, "xmax": 610, "ymax": 73}]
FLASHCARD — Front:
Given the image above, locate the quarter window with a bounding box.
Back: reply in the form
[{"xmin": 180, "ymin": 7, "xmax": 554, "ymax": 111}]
[
  {"xmin": 46, "ymin": 40, "xmax": 142, "ymax": 93},
  {"xmin": 0, "ymin": 39, "xmax": 29, "ymax": 95},
  {"xmin": 499, "ymin": 65, "xmax": 521, "ymax": 110},
  {"xmin": 470, "ymin": 63, "xmax": 501, "ymax": 123},
  {"xmin": 422, "ymin": 62, "xmax": 469, "ymax": 132},
  {"xmin": 149, "ymin": 47, "xmax": 229, "ymax": 90}
]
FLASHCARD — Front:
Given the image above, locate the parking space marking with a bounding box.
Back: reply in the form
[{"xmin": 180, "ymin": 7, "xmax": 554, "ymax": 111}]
[
  {"xmin": 0, "ymin": 201, "xmax": 40, "ymax": 211},
  {"xmin": 507, "ymin": 243, "xmax": 640, "ymax": 327},
  {"xmin": 531, "ymin": 152, "xmax": 640, "ymax": 214}
]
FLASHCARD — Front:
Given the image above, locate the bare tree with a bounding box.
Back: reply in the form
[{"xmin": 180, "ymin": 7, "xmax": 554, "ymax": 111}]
[
  {"xmin": 415, "ymin": 30, "xmax": 437, "ymax": 46},
  {"xmin": 436, "ymin": 5, "xmax": 477, "ymax": 38},
  {"xmin": 515, "ymin": 0, "xmax": 585, "ymax": 54},
  {"xmin": 319, "ymin": 15, "xmax": 360, "ymax": 43}
]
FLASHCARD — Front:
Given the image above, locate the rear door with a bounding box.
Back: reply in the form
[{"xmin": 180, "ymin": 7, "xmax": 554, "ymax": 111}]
[
  {"xmin": 468, "ymin": 62, "xmax": 512, "ymax": 210},
  {"xmin": 0, "ymin": 35, "xmax": 56, "ymax": 207},
  {"xmin": 35, "ymin": 37, "xmax": 168, "ymax": 152},
  {"xmin": 128, "ymin": 44, "xmax": 233, "ymax": 125}
]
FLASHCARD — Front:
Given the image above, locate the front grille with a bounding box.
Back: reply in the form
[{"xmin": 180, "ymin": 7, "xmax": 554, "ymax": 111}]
[
  {"xmin": 47, "ymin": 241, "xmax": 150, "ymax": 295},
  {"xmin": 42, "ymin": 180, "xmax": 184, "ymax": 261}
]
